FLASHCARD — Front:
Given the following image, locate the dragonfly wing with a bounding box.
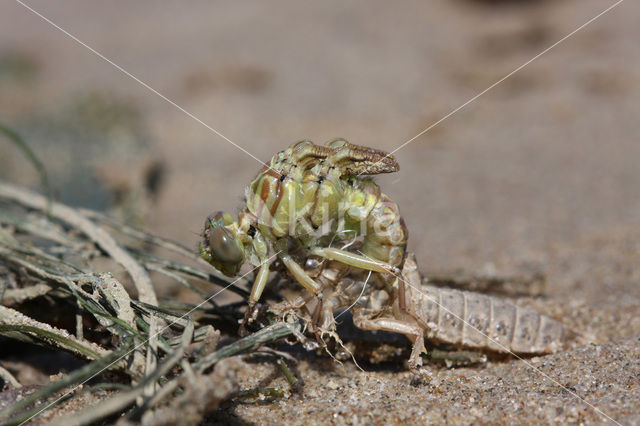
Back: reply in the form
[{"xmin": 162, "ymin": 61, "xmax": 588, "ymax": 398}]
[{"xmin": 325, "ymin": 139, "xmax": 399, "ymax": 176}]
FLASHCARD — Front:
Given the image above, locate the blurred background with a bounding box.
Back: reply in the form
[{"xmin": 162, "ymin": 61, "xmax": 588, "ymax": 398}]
[{"xmin": 1, "ymin": 0, "xmax": 638, "ymax": 303}]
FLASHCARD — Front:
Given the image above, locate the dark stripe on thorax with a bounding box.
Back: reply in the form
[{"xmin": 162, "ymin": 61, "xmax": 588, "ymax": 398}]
[{"xmin": 269, "ymin": 177, "xmax": 285, "ymax": 218}]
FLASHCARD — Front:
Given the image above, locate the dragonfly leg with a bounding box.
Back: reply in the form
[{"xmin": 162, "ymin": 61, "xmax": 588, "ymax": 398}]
[
  {"xmin": 278, "ymin": 251, "xmax": 323, "ymax": 298},
  {"xmin": 278, "ymin": 250, "xmax": 325, "ymax": 333},
  {"xmin": 239, "ymin": 259, "xmax": 271, "ymax": 336},
  {"xmin": 352, "ymin": 311, "xmax": 426, "ymax": 369},
  {"xmin": 310, "ymin": 247, "xmax": 400, "ymax": 275}
]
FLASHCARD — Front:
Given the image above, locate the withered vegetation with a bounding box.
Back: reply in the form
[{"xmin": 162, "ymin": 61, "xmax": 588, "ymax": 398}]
[{"xmin": 0, "ymin": 179, "xmax": 301, "ymax": 425}]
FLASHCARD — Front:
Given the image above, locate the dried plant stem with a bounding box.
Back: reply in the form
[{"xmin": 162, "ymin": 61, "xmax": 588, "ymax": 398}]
[
  {"xmin": 0, "ymin": 179, "xmax": 306, "ymax": 424},
  {"xmin": 1, "ymin": 282, "xmax": 53, "ymax": 304},
  {"xmin": 0, "ymin": 124, "xmax": 52, "ymax": 215},
  {"xmin": 145, "ymin": 264, "xmax": 211, "ymax": 301},
  {"xmin": 0, "ymin": 305, "xmax": 111, "ymax": 362},
  {"xmin": 80, "ymin": 208, "xmax": 202, "ymax": 263},
  {"xmin": 53, "ymin": 323, "xmax": 195, "ymax": 426},
  {"xmin": 0, "ymin": 364, "xmax": 21, "ymax": 388},
  {"xmin": 0, "ymin": 182, "xmax": 160, "ymax": 369},
  {"xmin": 195, "ymin": 322, "xmax": 299, "ymax": 373},
  {"xmin": 0, "ymin": 212, "xmax": 86, "ymax": 250},
  {"xmin": 277, "ymin": 358, "xmax": 297, "ymax": 386},
  {"xmin": 0, "ymin": 182, "xmax": 158, "ymax": 307},
  {"xmin": 133, "ymin": 250, "xmax": 251, "ymax": 297},
  {"xmin": 0, "ymin": 341, "xmax": 133, "ymax": 425}
]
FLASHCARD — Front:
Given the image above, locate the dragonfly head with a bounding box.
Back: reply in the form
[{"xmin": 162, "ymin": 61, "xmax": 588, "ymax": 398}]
[{"xmin": 200, "ymin": 211, "xmax": 246, "ymax": 276}]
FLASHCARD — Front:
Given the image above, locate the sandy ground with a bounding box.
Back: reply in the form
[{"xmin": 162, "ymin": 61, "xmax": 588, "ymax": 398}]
[{"xmin": 1, "ymin": 0, "xmax": 639, "ymax": 424}]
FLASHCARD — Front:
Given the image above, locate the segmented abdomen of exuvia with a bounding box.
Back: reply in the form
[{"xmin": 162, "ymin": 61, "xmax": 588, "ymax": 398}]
[
  {"xmin": 246, "ymin": 168, "xmax": 408, "ymax": 267},
  {"xmin": 410, "ymin": 285, "xmax": 567, "ymax": 353}
]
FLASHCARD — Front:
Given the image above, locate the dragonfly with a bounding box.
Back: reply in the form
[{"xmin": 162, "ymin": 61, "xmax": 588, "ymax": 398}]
[
  {"xmin": 200, "ymin": 139, "xmax": 408, "ymax": 329},
  {"xmin": 201, "ymin": 140, "xmax": 576, "ymax": 366}
]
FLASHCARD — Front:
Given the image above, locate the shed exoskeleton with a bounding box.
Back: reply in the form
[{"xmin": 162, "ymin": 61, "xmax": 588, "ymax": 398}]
[{"xmin": 274, "ymin": 253, "xmax": 573, "ymax": 368}]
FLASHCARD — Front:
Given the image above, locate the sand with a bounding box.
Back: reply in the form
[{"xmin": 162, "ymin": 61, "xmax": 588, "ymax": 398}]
[{"xmin": 1, "ymin": 0, "xmax": 638, "ymax": 424}]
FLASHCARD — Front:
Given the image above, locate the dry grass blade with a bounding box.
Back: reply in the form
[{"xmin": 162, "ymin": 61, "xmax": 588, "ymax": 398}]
[
  {"xmin": 52, "ymin": 331, "xmax": 189, "ymax": 426},
  {"xmin": 0, "ymin": 182, "xmax": 158, "ymax": 307},
  {"xmin": 0, "ymin": 340, "xmax": 134, "ymax": 425},
  {"xmin": 79, "ymin": 208, "xmax": 202, "ymax": 262},
  {"xmin": 0, "ymin": 179, "xmax": 303, "ymax": 424},
  {"xmin": 1, "ymin": 282, "xmax": 53, "ymax": 304},
  {"xmin": 0, "ymin": 124, "xmax": 52, "ymax": 215},
  {"xmin": 0, "ymin": 365, "xmax": 21, "ymax": 389},
  {"xmin": 132, "ymin": 249, "xmax": 251, "ymax": 298},
  {"xmin": 0, "ymin": 305, "xmax": 110, "ymax": 362},
  {"xmin": 195, "ymin": 322, "xmax": 300, "ymax": 373}
]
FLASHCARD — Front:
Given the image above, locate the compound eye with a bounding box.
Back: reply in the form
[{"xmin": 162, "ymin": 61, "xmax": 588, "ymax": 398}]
[{"xmin": 210, "ymin": 227, "xmax": 244, "ymax": 264}]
